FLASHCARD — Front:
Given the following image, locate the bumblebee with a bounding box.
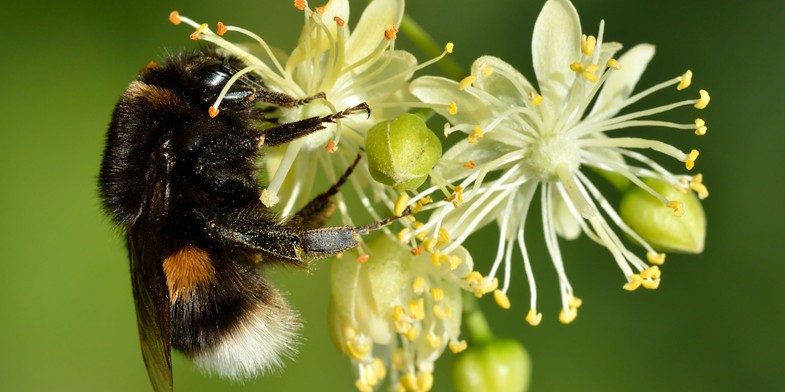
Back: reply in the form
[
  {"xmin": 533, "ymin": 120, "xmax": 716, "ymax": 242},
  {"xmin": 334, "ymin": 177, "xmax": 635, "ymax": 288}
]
[{"xmin": 99, "ymin": 48, "xmax": 401, "ymax": 391}]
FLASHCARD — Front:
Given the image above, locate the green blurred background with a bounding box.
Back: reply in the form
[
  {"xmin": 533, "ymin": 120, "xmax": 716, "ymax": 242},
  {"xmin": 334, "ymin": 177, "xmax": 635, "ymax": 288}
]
[{"xmin": 1, "ymin": 0, "xmax": 782, "ymax": 391}]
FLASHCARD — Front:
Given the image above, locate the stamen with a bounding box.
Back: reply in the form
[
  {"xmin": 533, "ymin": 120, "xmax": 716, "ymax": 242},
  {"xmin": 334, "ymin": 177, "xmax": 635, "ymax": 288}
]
[
  {"xmin": 581, "ymin": 34, "xmax": 597, "ymax": 56},
  {"xmin": 168, "ymin": 10, "xmax": 181, "ymax": 25},
  {"xmin": 395, "ymin": 193, "xmax": 410, "ymax": 217},
  {"xmin": 468, "ymin": 126, "xmax": 483, "ymax": 144},
  {"xmin": 449, "ymin": 340, "xmax": 468, "ymax": 353},
  {"xmin": 530, "ymin": 92, "xmax": 544, "ymax": 106},
  {"xmin": 647, "ymin": 252, "xmax": 666, "ymax": 265},
  {"xmin": 494, "ymin": 290, "xmax": 511, "ymax": 309},
  {"xmin": 678, "ymin": 70, "xmax": 692, "ymax": 90},
  {"xmin": 690, "ymin": 173, "xmax": 709, "ymax": 199},
  {"xmin": 325, "ymin": 140, "xmax": 337, "ymax": 152},
  {"xmin": 216, "ymin": 21, "xmax": 228, "ymax": 36},
  {"xmin": 445, "ymin": 42, "xmax": 454, "ymax": 53},
  {"xmin": 623, "ymin": 274, "xmax": 643, "ymax": 291},
  {"xmin": 685, "ymin": 149, "xmax": 700, "ymax": 170},
  {"xmin": 525, "ymin": 309, "xmax": 542, "ymax": 326},
  {"xmin": 570, "ymin": 62, "xmax": 585, "ymax": 73},
  {"xmin": 449, "ymin": 102, "xmax": 458, "ymax": 115},
  {"xmin": 333, "ymin": 16, "xmax": 345, "ymax": 26},
  {"xmin": 315, "ymin": 6, "xmax": 325, "ymax": 14},
  {"xmin": 190, "ymin": 23, "xmax": 208, "ymax": 40},
  {"xmin": 429, "ymin": 288, "xmax": 445, "ymax": 301},
  {"xmin": 606, "ymin": 58, "xmax": 621, "ymax": 70},
  {"xmin": 642, "ymin": 279, "xmax": 660, "ymax": 289},
  {"xmin": 458, "ymin": 75, "xmax": 475, "ymax": 90},
  {"xmin": 207, "ymin": 106, "xmax": 219, "ymax": 118},
  {"xmin": 695, "ymin": 89, "xmax": 711, "ymax": 109},
  {"xmin": 667, "ymin": 200, "xmax": 685, "ymax": 217},
  {"xmin": 559, "ymin": 307, "xmax": 577, "ymax": 324},
  {"xmin": 357, "ymin": 254, "xmax": 369, "ymax": 263},
  {"xmin": 384, "ymin": 24, "xmax": 398, "ymax": 40},
  {"xmin": 464, "ymin": 160, "xmax": 476, "ymax": 168},
  {"xmin": 695, "ymin": 118, "xmax": 708, "ymax": 135},
  {"xmin": 294, "ymin": 0, "xmax": 307, "ymax": 11},
  {"xmin": 411, "ymin": 246, "xmax": 422, "ymax": 256}
]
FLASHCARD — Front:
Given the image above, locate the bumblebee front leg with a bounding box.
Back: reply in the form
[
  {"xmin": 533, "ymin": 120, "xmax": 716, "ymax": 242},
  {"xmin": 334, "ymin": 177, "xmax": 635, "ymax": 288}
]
[
  {"xmin": 261, "ymin": 103, "xmax": 370, "ymax": 146},
  {"xmin": 291, "ymin": 155, "xmax": 362, "ymax": 230}
]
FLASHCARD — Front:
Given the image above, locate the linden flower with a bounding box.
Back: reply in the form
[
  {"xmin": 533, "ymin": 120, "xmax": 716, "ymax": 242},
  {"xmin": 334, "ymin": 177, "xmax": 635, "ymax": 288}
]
[
  {"xmin": 329, "ymin": 236, "xmax": 472, "ymax": 392},
  {"xmin": 409, "ymin": 0, "xmax": 710, "ymax": 325},
  {"xmin": 172, "ymin": 0, "xmax": 450, "ymax": 225}
]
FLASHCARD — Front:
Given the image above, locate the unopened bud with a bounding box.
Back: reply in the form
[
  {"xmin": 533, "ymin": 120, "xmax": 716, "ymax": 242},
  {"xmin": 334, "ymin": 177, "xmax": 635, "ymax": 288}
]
[
  {"xmin": 451, "ymin": 338, "xmax": 530, "ymax": 392},
  {"xmin": 365, "ymin": 113, "xmax": 442, "ymax": 190}
]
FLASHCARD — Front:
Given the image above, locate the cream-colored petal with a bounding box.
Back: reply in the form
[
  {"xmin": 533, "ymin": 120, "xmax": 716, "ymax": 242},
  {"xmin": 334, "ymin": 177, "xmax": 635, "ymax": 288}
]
[
  {"xmin": 471, "ymin": 55, "xmax": 535, "ymax": 108},
  {"xmin": 589, "ymin": 43, "xmax": 655, "ymax": 120},
  {"xmin": 336, "ymin": 50, "xmax": 416, "ymax": 108},
  {"xmin": 531, "ymin": 0, "xmax": 581, "ymax": 121},
  {"xmin": 345, "ymin": 0, "xmax": 404, "ymax": 66},
  {"xmin": 410, "ymin": 76, "xmax": 493, "ymax": 126},
  {"xmin": 321, "ymin": 0, "xmax": 350, "ymax": 26},
  {"xmin": 435, "ymin": 138, "xmax": 516, "ymax": 182},
  {"xmin": 552, "ymin": 189, "xmax": 581, "ymax": 240}
]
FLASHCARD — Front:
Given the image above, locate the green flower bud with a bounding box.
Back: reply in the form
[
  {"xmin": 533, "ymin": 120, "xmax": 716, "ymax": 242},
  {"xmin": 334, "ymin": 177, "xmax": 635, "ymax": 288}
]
[
  {"xmin": 452, "ymin": 339, "xmax": 531, "ymax": 392},
  {"xmin": 620, "ymin": 178, "xmax": 706, "ymax": 253},
  {"xmin": 365, "ymin": 113, "xmax": 442, "ymax": 191}
]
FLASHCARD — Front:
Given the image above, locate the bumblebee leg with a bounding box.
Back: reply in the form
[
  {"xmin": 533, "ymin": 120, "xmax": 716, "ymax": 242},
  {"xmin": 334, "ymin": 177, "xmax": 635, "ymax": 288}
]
[
  {"xmin": 201, "ymin": 213, "xmax": 359, "ymax": 263},
  {"xmin": 255, "ymin": 90, "xmax": 327, "ymax": 108},
  {"xmin": 262, "ymin": 103, "xmax": 370, "ymax": 146},
  {"xmin": 194, "ymin": 130, "xmax": 262, "ymax": 196},
  {"xmin": 292, "ymin": 155, "xmax": 361, "ymax": 230}
]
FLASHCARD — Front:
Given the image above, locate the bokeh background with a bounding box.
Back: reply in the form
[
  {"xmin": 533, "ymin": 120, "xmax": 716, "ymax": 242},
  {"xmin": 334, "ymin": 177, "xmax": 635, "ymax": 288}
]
[{"xmin": 1, "ymin": 0, "xmax": 782, "ymax": 391}]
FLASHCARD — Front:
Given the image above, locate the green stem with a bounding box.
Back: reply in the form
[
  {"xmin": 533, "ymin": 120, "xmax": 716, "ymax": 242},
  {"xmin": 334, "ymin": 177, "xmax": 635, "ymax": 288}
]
[
  {"xmin": 461, "ymin": 291, "xmax": 495, "ymax": 345},
  {"xmin": 400, "ymin": 14, "xmax": 465, "ymax": 81}
]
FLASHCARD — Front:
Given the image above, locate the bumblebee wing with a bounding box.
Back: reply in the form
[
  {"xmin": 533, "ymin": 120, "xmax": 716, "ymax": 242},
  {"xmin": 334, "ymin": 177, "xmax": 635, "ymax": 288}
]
[{"xmin": 128, "ymin": 231, "xmax": 173, "ymax": 392}]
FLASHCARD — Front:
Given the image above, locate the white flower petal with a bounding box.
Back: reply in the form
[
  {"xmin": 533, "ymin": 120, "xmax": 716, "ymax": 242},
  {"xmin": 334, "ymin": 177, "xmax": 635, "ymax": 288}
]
[
  {"xmin": 322, "ymin": 0, "xmax": 350, "ymax": 26},
  {"xmin": 338, "ymin": 50, "xmax": 417, "ymax": 107},
  {"xmin": 345, "ymin": 0, "xmax": 404, "ymax": 66},
  {"xmin": 471, "ymin": 55, "xmax": 535, "ymax": 108},
  {"xmin": 552, "ymin": 190, "xmax": 581, "ymax": 240},
  {"xmin": 532, "ymin": 0, "xmax": 581, "ymax": 119},
  {"xmin": 435, "ymin": 138, "xmax": 516, "ymax": 182},
  {"xmin": 589, "ymin": 43, "xmax": 655, "ymax": 120},
  {"xmin": 410, "ymin": 76, "xmax": 494, "ymax": 125}
]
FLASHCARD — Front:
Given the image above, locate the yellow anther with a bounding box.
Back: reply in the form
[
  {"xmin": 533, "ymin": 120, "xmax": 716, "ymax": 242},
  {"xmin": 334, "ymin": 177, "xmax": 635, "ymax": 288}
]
[
  {"xmin": 468, "ymin": 126, "xmax": 484, "ymax": 144},
  {"xmin": 678, "ymin": 70, "xmax": 693, "ymax": 90},
  {"xmin": 695, "ymin": 120, "xmax": 707, "ymax": 136},
  {"xmin": 466, "ymin": 271, "xmax": 483, "ymax": 285},
  {"xmin": 397, "ymin": 228, "xmax": 411, "ymax": 243},
  {"xmin": 395, "ymin": 193, "xmax": 410, "ymax": 216},
  {"xmin": 530, "ymin": 91, "xmax": 544, "ymax": 106},
  {"xmin": 361, "ymin": 362, "xmax": 379, "ymax": 387},
  {"xmin": 607, "ymin": 58, "xmax": 621, "ymax": 70},
  {"xmin": 409, "ymin": 298, "xmax": 425, "ymax": 320},
  {"xmin": 494, "ymin": 290, "xmax": 511, "ymax": 309},
  {"xmin": 448, "ymin": 255, "xmax": 463, "ymax": 270},
  {"xmin": 189, "ymin": 23, "xmax": 208, "ymax": 40},
  {"xmin": 401, "ymin": 373, "xmax": 417, "ymax": 391},
  {"xmin": 346, "ymin": 339, "xmax": 372, "ymax": 360},
  {"xmin": 525, "ymin": 309, "xmax": 543, "ymax": 326},
  {"xmin": 691, "ymin": 181, "xmax": 709, "ymax": 200},
  {"xmin": 433, "ymin": 305, "xmax": 446, "ymax": 320},
  {"xmin": 444, "ymin": 42, "xmax": 454, "ymax": 53},
  {"xmin": 429, "ymin": 287, "xmax": 445, "ymax": 302},
  {"xmin": 417, "ymin": 371, "xmax": 434, "ymax": 391},
  {"xmin": 582, "ymin": 64, "xmax": 600, "ymax": 83},
  {"xmin": 569, "ymin": 296, "xmax": 583, "ymax": 309},
  {"xmin": 422, "ymin": 237, "xmax": 438, "ymax": 253},
  {"xmin": 294, "ymin": 0, "xmax": 307, "ymax": 11},
  {"xmin": 695, "ymin": 89, "xmax": 710, "ymax": 109},
  {"xmin": 431, "ymin": 251, "xmax": 442, "ymax": 267},
  {"xmin": 581, "ymin": 34, "xmax": 597, "ymax": 56},
  {"xmin": 405, "ymin": 326, "xmax": 419, "ymax": 341},
  {"xmin": 438, "ymin": 228, "xmax": 451, "ymax": 243},
  {"xmin": 384, "ymin": 24, "xmax": 398, "ymax": 40},
  {"xmin": 394, "ymin": 320, "xmax": 411, "ymax": 335},
  {"xmin": 623, "ymin": 274, "xmax": 643, "ymax": 291},
  {"xmin": 355, "ymin": 379, "xmax": 373, "ymax": 392},
  {"xmin": 426, "ymin": 333, "xmax": 443, "ymax": 349},
  {"xmin": 343, "ymin": 326, "xmax": 357, "ymax": 340},
  {"xmin": 392, "ymin": 305, "xmax": 406, "ymax": 322},
  {"xmin": 444, "ymin": 305, "xmax": 453, "ymax": 319},
  {"xmin": 642, "ymin": 279, "xmax": 661, "ymax": 290},
  {"xmin": 559, "ymin": 307, "xmax": 578, "ymax": 324},
  {"xmin": 570, "ymin": 62, "xmax": 585, "ymax": 73},
  {"xmin": 413, "ymin": 276, "xmax": 427, "ymax": 294},
  {"xmin": 641, "ymin": 265, "xmax": 661, "ymax": 280},
  {"xmin": 647, "ymin": 251, "xmax": 666, "ymax": 265},
  {"xmin": 458, "ymin": 75, "xmax": 475, "ymax": 90},
  {"xmin": 685, "ymin": 149, "xmax": 700, "ymax": 170},
  {"xmin": 482, "ymin": 67, "xmax": 494, "ymax": 76},
  {"xmin": 448, "ymin": 101, "xmax": 458, "ymax": 115},
  {"xmin": 449, "ymin": 340, "xmax": 468, "ymax": 353},
  {"xmin": 667, "ymin": 200, "xmax": 685, "ymax": 217}
]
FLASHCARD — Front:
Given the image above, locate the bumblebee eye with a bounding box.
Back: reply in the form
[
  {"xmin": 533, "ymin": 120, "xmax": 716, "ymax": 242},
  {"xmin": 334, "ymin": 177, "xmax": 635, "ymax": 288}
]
[{"xmin": 200, "ymin": 63, "xmax": 235, "ymax": 89}]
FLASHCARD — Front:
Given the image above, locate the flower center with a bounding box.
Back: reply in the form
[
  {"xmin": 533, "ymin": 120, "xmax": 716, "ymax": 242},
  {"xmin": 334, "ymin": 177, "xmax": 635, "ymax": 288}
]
[{"xmin": 522, "ymin": 134, "xmax": 581, "ymax": 181}]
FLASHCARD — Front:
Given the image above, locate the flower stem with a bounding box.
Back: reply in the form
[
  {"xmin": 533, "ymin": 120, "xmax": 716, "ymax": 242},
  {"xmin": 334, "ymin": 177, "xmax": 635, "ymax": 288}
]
[
  {"xmin": 400, "ymin": 14, "xmax": 464, "ymax": 81},
  {"xmin": 461, "ymin": 291, "xmax": 495, "ymax": 345}
]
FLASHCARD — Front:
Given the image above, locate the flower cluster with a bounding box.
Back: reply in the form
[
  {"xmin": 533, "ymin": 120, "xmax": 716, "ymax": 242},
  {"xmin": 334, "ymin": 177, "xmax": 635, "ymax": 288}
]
[
  {"xmin": 407, "ymin": 0, "xmax": 709, "ymax": 326},
  {"xmin": 170, "ymin": 0, "xmax": 710, "ymax": 390}
]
